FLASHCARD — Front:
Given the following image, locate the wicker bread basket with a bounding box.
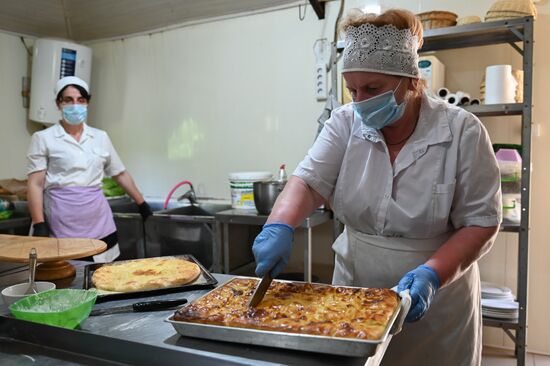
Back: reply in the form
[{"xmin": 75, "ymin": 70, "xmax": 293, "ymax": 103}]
[
  {"xmin": 456, "ymin": 15, "xmax": 482, "ymax": 26},
  {"xmin": 416, "ymin": 11, "xmax": 458, "ymax": 30},
  {"xmin": 485, "ymin": 0, "xmax": 537, "ymax": 20},
  {"xmin": 485, "ymin": 10, "xmax": 532, "ymax": 21},
  {"xmin": 485, "ymin": 15, "xmax": 529, "ymax": 21},
  {"xmin": 486, "ymin": 17, "xmax": 521, "ymax": 21},
  {"xmin": 486, "ymin": 10, "xmax": 532, "ymax": 16},
  {"xmin": 513, "ymin": 69, "xmax": 524, "ymax": 102}
]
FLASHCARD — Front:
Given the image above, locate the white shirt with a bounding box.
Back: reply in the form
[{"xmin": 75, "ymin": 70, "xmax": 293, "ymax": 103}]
[
  {"xmin": 27, "ymin": 123, "xmax": 125, "ymax": 189},
  {"xmin": 294, "ymin": 93, "xmax": 502, "ymax": 239}
]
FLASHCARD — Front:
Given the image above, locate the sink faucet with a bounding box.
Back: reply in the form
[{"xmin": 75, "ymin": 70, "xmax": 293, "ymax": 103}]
[
  {"xmin": 177, "ymin": 186, "xmax": 197, "ymax": 205},
  {"xmin": 163, "ymin": 180, "xmax": 194, "ymax": 209}
]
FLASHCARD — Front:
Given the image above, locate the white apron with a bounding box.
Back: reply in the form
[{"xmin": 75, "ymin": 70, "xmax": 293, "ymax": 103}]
[{"xmin": 333, "ymin": 227, "xmax": 481, "ymax": 366}]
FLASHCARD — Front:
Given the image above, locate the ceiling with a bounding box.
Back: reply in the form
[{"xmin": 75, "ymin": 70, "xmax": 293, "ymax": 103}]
[{"xmin": 0, "ymin": 0, "xmax": 300, "ymax": 42}]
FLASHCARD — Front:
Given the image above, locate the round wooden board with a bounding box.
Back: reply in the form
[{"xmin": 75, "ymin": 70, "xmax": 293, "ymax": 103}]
[
  {"xmin": 0, "ymin": 234, "xmax": 107, "ymax": 263},
  {"xmin": 36, "ymin": 261, "xmax": 77, "ymax": 281}
]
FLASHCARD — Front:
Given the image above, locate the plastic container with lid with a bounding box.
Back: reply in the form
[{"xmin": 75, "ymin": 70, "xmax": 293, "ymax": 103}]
[
  {"xmin": 228, "ymin": 172, "xmax": 273, "ymax": 209},
  {"xmin": 495, "ymin": 148, "xmax": 522, "ymax": 223}
]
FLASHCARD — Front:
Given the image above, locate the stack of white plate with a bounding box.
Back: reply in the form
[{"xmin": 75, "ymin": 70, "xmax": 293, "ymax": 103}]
[
  {"xmin": 481, "ymin": 282, "xmax": 514, "ymax": 300},
  {"xmin": 481, "ymin": 282, "xmax": 518, "ymax": 320}
]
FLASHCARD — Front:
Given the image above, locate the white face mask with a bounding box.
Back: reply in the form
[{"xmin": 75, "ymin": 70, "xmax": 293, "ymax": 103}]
[{"xmin": 62, "ymin": 104, "xmax": 87, "ymax": 125}]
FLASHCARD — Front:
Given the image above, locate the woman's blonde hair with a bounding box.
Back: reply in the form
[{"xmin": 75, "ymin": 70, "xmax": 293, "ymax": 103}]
[{"xmin": 338, "ymin": 8, "xmax": 424, "ymax": 50}]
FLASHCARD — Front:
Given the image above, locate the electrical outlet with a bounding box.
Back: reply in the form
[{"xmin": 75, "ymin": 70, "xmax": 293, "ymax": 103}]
[
  {"xmin": 315, "ymin": 62, "xmax": 327, "ymax": 101},
  {"xmin": 313, "ymin": 38, "xmax": 330, "ymax": 101}
]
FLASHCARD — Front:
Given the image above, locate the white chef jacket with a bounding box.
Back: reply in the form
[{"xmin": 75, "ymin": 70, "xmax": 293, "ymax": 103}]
[
  {"xmin": 27, "ymin": 123, "xmax": 125, "ymax": 189},
  {"xmin": 294, "ymin": 93, "xmax": 502, "ymax": 237}
]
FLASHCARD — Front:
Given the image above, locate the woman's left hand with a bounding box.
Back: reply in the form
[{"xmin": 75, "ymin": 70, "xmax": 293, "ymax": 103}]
[
  {"xmin": 138, "ymin": 201, "xmax": 153, "ymax": 221},
  {"xmin": 397, "ymin": 264, "xmax": 440, "ymax": 322}
]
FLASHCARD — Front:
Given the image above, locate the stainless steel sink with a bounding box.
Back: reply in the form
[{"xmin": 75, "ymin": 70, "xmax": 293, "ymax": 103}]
[
  {"xmin": 107, "ymin": 197, "xmax": 232, "ymax": 264},
  {"xmin": 153, "ymin": 202, "xmax": 231, "ymax": 221},
  {"xmin": 145, "ymin": 202, "xmax": 232, "ymax": 270}
]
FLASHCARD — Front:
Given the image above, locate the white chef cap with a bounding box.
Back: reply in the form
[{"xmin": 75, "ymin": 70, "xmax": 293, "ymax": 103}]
[{"xmin": 55, "ymin": 76, "xmax": 89, "ymax": 96}]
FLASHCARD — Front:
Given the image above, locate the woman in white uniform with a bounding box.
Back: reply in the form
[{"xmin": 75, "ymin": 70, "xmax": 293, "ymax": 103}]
[
  {"xmin": 252, "ymin": 9, "xmax": 501, "ymax": 366},
  {"xmin": 27, "ymin": 76, "xmax": 153, "ymax": 262}
]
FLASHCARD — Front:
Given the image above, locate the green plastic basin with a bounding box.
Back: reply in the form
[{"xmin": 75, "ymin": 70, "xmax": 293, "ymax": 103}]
[{"xmin": 9, "ymin": 289, "xmax": 97, "ymax": 329}]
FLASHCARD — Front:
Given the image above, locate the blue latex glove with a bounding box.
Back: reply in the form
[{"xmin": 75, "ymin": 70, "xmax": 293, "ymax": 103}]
[
  {"xmin": 397, "ymin": 264, "xmax": 440, "ymax": 322},
  {"xmin": 252, "ymin": 223, "xmax": 294, "ymax": 278}
]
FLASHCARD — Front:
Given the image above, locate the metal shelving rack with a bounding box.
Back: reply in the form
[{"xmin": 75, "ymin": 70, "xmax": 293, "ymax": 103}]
[{"xmin": 421, "ymin": 17, "xmax": 533, "ymax": 366}]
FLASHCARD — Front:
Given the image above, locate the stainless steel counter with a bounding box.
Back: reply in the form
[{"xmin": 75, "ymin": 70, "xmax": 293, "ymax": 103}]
[
  {"xmin": 214, "ymin": 209, "xmax": 333, "ymax": 281},
  {"xmin": 0, "ymin": 262, "xmax": 369, "ymax": 366}
]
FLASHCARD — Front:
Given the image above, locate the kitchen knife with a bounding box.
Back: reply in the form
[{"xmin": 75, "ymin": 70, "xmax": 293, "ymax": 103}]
[
  {"xmin": 90, "ymin": 298, "xmax": 188, "ymax": 316},
  {"xmin": 248, "ymin": 273, "xmax": 272, "ymax": 307}
]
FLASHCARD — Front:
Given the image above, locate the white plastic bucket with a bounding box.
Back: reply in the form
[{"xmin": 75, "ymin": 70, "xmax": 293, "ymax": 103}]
[{"xmin": 228, "ymin": 172, "xmax": 273, "ymax": 209}]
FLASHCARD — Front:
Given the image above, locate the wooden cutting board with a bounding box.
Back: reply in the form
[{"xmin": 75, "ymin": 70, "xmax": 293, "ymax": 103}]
[{"xmin": 0, "ymin": 234, "xmax": 107, "ymax": 262}]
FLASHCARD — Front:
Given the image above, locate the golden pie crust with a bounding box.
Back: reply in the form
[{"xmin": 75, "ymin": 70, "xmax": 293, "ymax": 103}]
[
  {"xmin": 174, "ymin": 278, "xmax": 400, "ymax": 340},
  {"xmin": 92, "ymin": 257, "xmax": 201, "ymax": 292}
]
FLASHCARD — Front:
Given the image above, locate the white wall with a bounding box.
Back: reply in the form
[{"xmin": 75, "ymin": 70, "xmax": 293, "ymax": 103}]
[
  {"xmin": 0, "ymin": 33, "xmax": 39, "ymax": 180},
  {"xmin": 88, "ymin": 8, "xmax": 325, "ymax": 200}
]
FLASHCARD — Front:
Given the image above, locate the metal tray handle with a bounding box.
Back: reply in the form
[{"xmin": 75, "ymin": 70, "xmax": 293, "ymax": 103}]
[{"xmin": 390, "ymin": 289, "xmax": 411, "ymax": 336}]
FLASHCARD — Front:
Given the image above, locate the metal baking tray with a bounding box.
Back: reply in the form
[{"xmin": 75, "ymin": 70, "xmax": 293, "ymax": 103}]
[
  {"xmin": 83, "ymin": 255, "xmax": 217, "ymax": 303},
  {"xmin": 166, "ymin": 277, "xmax": 411, "ymax": 357}
]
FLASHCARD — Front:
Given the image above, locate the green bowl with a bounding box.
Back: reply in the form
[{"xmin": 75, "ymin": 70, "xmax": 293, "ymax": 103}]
[
  {"xmin": 9, "ymin": 289, "xmax": 97, "ymax": 329},
  {"xmin": 0, "ymin": 210, "xmax": 13, "ymax": 220}
]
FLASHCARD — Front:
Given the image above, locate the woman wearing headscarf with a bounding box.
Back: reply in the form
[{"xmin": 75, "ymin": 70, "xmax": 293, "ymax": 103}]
[{"xmin": 252, "ymin": 9, "xmax": 501, "ymax": 365}]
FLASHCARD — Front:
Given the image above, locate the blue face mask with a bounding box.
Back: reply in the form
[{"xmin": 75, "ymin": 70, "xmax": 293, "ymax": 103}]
[
  {"xmin": 62, "ymin": 104, "xmax": 87, "ymax": 125},
  {"xmin": 352, "ymin": 79, "xmax": 407, "ymax": 130}
]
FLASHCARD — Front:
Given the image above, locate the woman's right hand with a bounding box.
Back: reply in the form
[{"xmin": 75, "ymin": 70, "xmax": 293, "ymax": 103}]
[{"xmin": 252, "ymin": 223, "xmax": 294, "ymax": 278}]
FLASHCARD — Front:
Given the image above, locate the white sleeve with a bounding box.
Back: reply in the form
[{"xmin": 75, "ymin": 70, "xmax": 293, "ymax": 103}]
[
  {"xmin": 26, "ymin": 133, "xmax": 48, "ymax": 175},
  {"xmin": 450, "ymin": 116, "xmax": 502, "ymax": 228},
  {"xmin": 103, "ymin": 133, "xmax": 126, "ymax": 177},
  {"xmin": 293, "ymin": 107, "xmax": 352, "ymax": 199}
]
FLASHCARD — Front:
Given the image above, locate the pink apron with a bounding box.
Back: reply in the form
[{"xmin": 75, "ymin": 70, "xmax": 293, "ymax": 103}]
[{"xmin": 44, "ymin": 186, "xmax": 119, "ymax": 262}]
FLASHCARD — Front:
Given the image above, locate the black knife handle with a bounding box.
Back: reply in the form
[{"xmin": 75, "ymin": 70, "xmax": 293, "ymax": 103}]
[{"xmin": 132, "ymin": 298, "xmax": 188, "ymax": 312}]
